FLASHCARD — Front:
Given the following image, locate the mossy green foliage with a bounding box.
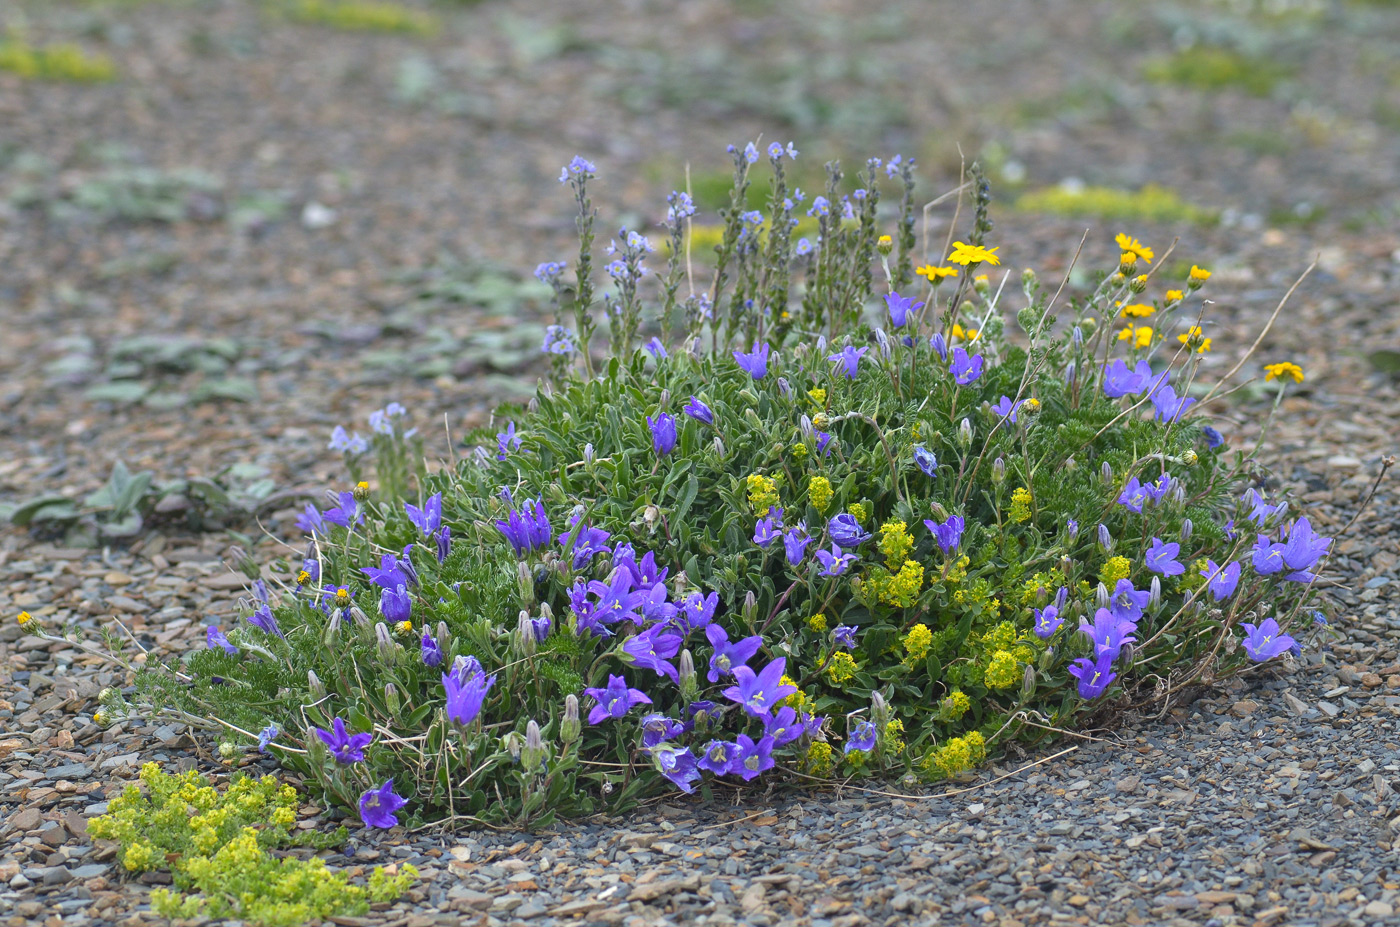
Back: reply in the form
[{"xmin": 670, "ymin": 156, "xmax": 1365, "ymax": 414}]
[
  {"xmin": 1142, "ymin": 46, "xmax": 1292, "ymax": 96},
  {"xmin": 86, "ymin": 764, "xmax": 414, "ymax": 927},
  {"xmin": 1015, "ymin": 184, "xmax": 1219, "ymax": 224},
  {"xmin": 282, "ymin": 0, "xmax": 439, "ymax": 35},
  {"xmin": 0, "ymin": 40, "xmax": 116, "ymax": 82}
]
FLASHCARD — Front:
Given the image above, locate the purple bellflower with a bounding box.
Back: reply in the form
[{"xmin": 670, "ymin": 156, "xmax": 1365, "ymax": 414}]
[
  {"xmin": 585, "ymin": 674, "xmax": 653, "ymax": 724},
  {"xmin": 248, "ymin": 604, "xmax": 284, "ymax": 639},
  {"xmin": 1068, "ymin": 654, "xmax": 1118, "ymax": 699},
  {"xmin": 381, "ymin": 585, "xmax": 412, "ymax": 624},
  {"xmin": 885, "ymin": 291, "xmax": 924, "ymax": 328},
  {"xmin": 783, "ymin": 523, "xmax": 813, "ymax": 566},
  {"xmin": 828, "ymin": 345, "xmax": 869, "ymax": 379},
  {"xmin": 359, "ymin": 779, "xmax": 408, "ymax": 829},
  {"xmin": 1252, "ymin": 535, "xmax": 1287, "ymax": 575},
  {"xmin": 1108, "ymin": 579, "xmax": 1150, "ymax": 623},
  {"xmin": 495, "ymin": 499, "xmax": 551, "ymax": 556},
  {"xmin": 1200, "ymin": 560, "xmax": 1241, "ymax": 601},
  {"xmin": 723, "ymin": 657, "xmax": 796, "ymax": 718},
  {"xmin": 1244, "ymin": 488, "xmax": 1287, "ymax": 525},
  {"xmin": 644, "ymin": 338, "xmax": 668, "ymax": 359},
  {"xmin": 845, "ymin": 719, "xmax": 877, "ymax": 754},
  {"xmin": 404, "ymin": 493, "xmax": 442, "ymax": 537},
  {"xmin": 1033, "ymin": 604, "xmax": 1063, "ymax": 640},
  {"xmin": 421, "ymin": 631, "xmax": 443, "ymax": 667},
  {"xmin": 364, "ymin": 553, "xmax": 410, "ymax": 590},
  {"xmin": 295, "ymin": 503, "xmax": 325, "ymax": 535},
  {"xmin": 733, "ymin": 342, "xmax": 771, "ymax": 379},
  {"xmin": 1240, "ymin": 618, "xmax": 1298, "ymax": 662},
  {"xmin": 316, "ymin": 717, "xmax": 372, "ymax": 764},
  {"xmin": 679, "ymin": 591, "xmax": 719, "ymax": 633},
  {"xmin": 684, "ymin": 396, "xmax": 714, "ymax": 425},
  {"xmin": 733, "ymin": 734, "xmax": 776, "ymax": 780},
  {"xmin": 497, "ymin": 421, "xmax": 522, "ymax": 460},
  {"xmin": 322, "ymin": 491, "xmax": 361, "ymax": 528},
  {"xmin": 639, "ymin": 713, "xmax": 687, "ymax": 748},
  {"xmin": 698, "ymin": 740, "xmax": 740, "ymax": 775},
  {"xmin": 1280, "ymin": 516, "xmax": 1331, "ymax": 582},
  {"xmin": 705, "ymin": 624, "xmax": 764, "ymax": 682},
  {"xmin": 207, "ymin": 626, "xmax": 239, "ymax": 655},
  {"xmin": 648, "ymin": 413, "xmax": 677, "ymax": 456},
  {"xmin": 832, "ymin": 625, "xmax": 857, "ymax": 650},
  {"xmin": 622, "ymin": 625, "xmax": 683, "ymax": 683},
  {"xmin": 1117, "ymin": 478, "xmax": 1148, "ymax": 514},
  {"xmin": 913, "ymin": 445, "xmax": 937, "ymax": 476},
  {"xmin": 930, "ymin": 332, "xmax": 948, "ymax": 360},
  {"xmin": 651, "ymin": 746, "xmax": 702, "ymax": 793},
  {"xmin": 1149, "ymin": 382, "xmax": 1195, "ymax": 422},
  {"xmin": 764, "ymin": 706, "xmax": 805, "ymax": 747},
  {"xmin": 1080, "ymin": 608, "xmax": 1138, "ymax": 661},
  {"xmin": 1142, "ymin": 474, "xmax": 1175, "ymax": 506},
  {"xmin": 561, "ymin": 516, "xmax": 611, "ymax": 569},
  {"xmin": 949, "ymin": 347, "xmax": 984, "ymax": 385},
  {"xmin": 1102, "ymin": 359, "xmax": 1153, "ymax": 398},
  {"xmin": 588, "ymin": 572, "xmax": 646, "ymax": 628},
  {"xmin": 754, "ymin": 508, "xmax": 784, "ymax": 547},
  {"xmin": 828, "ymin": 513, "xmax": 870, "ymax": 548},
  {"xmin": 1144, "ymin": 537, "xmax": 1185, "ymax": 576},
  {"xmin": 992, "ymin": 396, "xmax": 1023, "ymax": 422},
  {"xmin": 443, "ymin": 670, "xmax": 495, "ymax": 726},
  {"xmin": 815, "ymin": 543, "xmax": 858, "ymax": 577},
  {"xmin": 925, "ymin": 515, "xmax": 965, "ymax": 555}
]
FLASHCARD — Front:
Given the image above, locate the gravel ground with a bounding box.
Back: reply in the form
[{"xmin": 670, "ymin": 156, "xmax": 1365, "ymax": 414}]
[{"xmin": 3, "ymin": 0, "xmax": 1400, "ymax": 924}]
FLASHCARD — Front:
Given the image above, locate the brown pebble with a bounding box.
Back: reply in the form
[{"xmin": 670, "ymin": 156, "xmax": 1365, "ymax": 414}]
[{"xmin": 1362, "ymin": 673, "xmax": 1383, "ymax": 688}]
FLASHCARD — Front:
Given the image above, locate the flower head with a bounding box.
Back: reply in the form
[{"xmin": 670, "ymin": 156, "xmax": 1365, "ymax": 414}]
[
  {"xmin": 913, "ymin": 445, "xmax": 937, "ymax": 477},
  {"xmin": 1108, "ymin": 579, "xmax": 1150, "ymax": 623},
  {"xmin": 1144, "ymin": 537, "xmax": 1184, "ymax": 576},
  {"xmin": 844, "ymin": 719, "xmax": 877, "ymax": 755},
  {"xmin": 1033, "ymin": 604, "xmax": 1063, "ymax": 640},
  {"xmin": 924, "ymin": 515, "xmax": 965, "ymax": 555},
  {"xmin": 497, "ymin": 421, "xmax": 522, "ymax": 460},
  {"xmin": 885, "ymin": 291, "xmax": 924, "ymax": 328},
  {"xmin": 723, "ymin": 657, "xmax": 796, "ymax": 718},
  {"xmin": 248, "ymin": 604, "xmax": 284, "ymax": 639},
  {"xmin": 651, "ymin": 746, "xmax": 702, "ymax": 792},
  {"xmin": 683, "ymin": 396, "xmax": 714, "ymax": 425},
  {"xmin": 584, "ymin": 674, "xmax": 653, "ymax": 724},
  {"xmin": 699, "ymin": 739, "xmax": 741, "ymax": 775},
  {"xmin": 991, "ymin": 395, "xmax": 1023, "ymax": 423},
  {"xmin": 829, "ymin": 513, "xmax": 871, "ymax": 549},
  {"xmin": 1079, "ymin": 608, "xmax": 1138, "ymax": 661},
  {"xmin": 648, "ymin": 413, "xmax": 677, "ymax": 456},
  {"xmin": 1280, "ymin": 516, "xmax": 1330, "ymax": 581},
  {"xmin": 206, "ymin": 626, "xmax": 239, "ymax": 655},
  {"xmin": 359, "ymin": 779, "xmax": 408, "ymax": 829},
  {"xmin": 1200, "ymin": 559, "xmax": 1241, "ymax": 601},
  {"xmin": 496, "ymin": 499, "xmax": 552, "ymax": 556},
  {"xmin": 1149, "ymin": 381, "xmax": 1195, "ymax": 423},
  {"xmin": 1177, "ymin": 326, "xmax": 1212, "ymax": 353},
  {"xmin": 421, "ymin": 630, "xmax": 443, "ymax": 667},
  {"xmin": 443, "ymin": 669, "xmax": 495, "ymax": 726},
  {"xmin": 948, "ymin": 241, "xmax": 1000, "ymax": 266},
  {"xmin": 404, "ymin": 493, "xmax": 442, "ymax": 537},
  {"xmin": 832, "ymin": 624, "xmax": 857, "ymax": 650},
  {"xmin": 949, "ymin": 347, "xmax": 984, "ymax": 385},
  {"xmin": 705, "ymin": 624, "xmax": 764, "ymax": 683},
  {"xmin": 1240, "ymin": 618, "xmax": 1297, "ymax": 662},
  {"xmin": 828, "ymin": 345, "xmax": 869, "ymax": 380},
  {"xmin": 542, "ymin": 325, "xmax": 576, "ymax": 355},
  {"xmin": 1068, "ymin": 653, "xmax": 1118, "ymax": 699},
  {"xmin": 916, "ymin": 264, "xmax": 958, "ymax": 283},
  {"xmin": 1263, "ymin": 361, "xmax": 1304, "ymax": 383},
  {"xmin": 622, "ymin": 625, "xmax": 683, "ymax": 683},
  {"xmin": 1114, "ymin": 234, "xmax": 1153, "ymax": 264},
  {"xmin": 783, "ymin": 523, "xmax": 813, "ymax": 566},
  {"xmin": 1102, "ymin": 359, "xmax": 1154, "ymax": 398},
  {"xmin": 815, "ymin": 543, "xmax": 858, "ymax": 577},
  {"xmin": 753, "ymin": 509, "xmax": 784, "ymax": 547},
  {"xmin": 733, "ymin": 342, "xmax": 771, "ymax": 379},
  {"xmin": 559, "ymin": 155, "xmax": 596, "ymax": 182},
  {"xmin": 316, "ymin": 717, "xmax": 372, "ymax": 764},
  {"xmin": 380, "ymin": 585, "xmax": 412, "ymax": 624},
  {"xmin": 733, "ymin": 734, "xmax": 776, "ymax": 780},
  {"xmin": 764, "ymin": 705, "xmax": 805, "ymax": 746}
]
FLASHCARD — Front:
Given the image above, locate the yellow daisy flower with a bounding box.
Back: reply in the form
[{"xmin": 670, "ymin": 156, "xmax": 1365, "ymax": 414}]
[
  {"xmin": 948, "ymin": 241, "xmax": 1000, "ymax": 266},
  {"xmin": 916, "ymin": 264, "xmax": 959, "ymax": 282},
  {"xmin": 1263, "ymin": 362, "xmax": 1304, "ymax": 383},
  {"xmin": 1176, "ymin": 326, "xmax": 1212, "ymax": 353},
  {"xmin": 1120, "ymin": 304, "xmax": 1155, "ymax": 319},
  {"xmin": 1164, "ymin": 289, "xmax": 1184, "ymax": 303},
  {"xmin": 1115, "ymin": 233, "xmax": 1154, "ymax": 264}
]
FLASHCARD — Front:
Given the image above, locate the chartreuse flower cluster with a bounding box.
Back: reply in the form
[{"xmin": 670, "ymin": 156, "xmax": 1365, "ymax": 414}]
[
  {"xmin": 85, "ymin": 764, "xmax": 414, "ymax": 927},
  {"xmin": 65, "ymin": 142, "xmax": 1329, "ymax": 828}
]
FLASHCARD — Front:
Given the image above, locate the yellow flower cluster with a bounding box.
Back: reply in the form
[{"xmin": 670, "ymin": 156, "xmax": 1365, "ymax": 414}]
[
  {"xmin": 790, "ymin": 442, "xmax": 809, "ymax": 460},
  {"xmin": 1115, "ymin": 233, "xmax": 1154, "ymax": 264},
  {"xmin": 924, "ymin": 731, "xmax": 986, "ymax": 779},
  {"xmin": 806, "ymin": 613, "xmax": 828, "ymax": 633},
  {"xmin": 778, "ymin": 675, "xmax": 814, "ymax": 714},
  {"xmin": 903, "ymin": 623, "xmax": 933, "ymax": 664},
  {"xmin": 804, "ymin": 741, "xmax": 835, "ymax": 776},
  {"xmin": 808, "ymin": 387, "xmax": 827, "ymax": 405},
  {"xmin": 1009, "ymin": 487, "xmax": 1033, "ymax": 524},
  {"xmin": 826, "ymin": 652, "xmax": 858, "ymax": 685},
  {"xmin": 884, "ymin": 719, "xmax": 906, "ymax": 755},
  {"xmin": 984, "ymin": 651, "xmax": 1021, "ymax": 689},
  {"xmin": 877, "ymin": 520, "xmax": 915, "ymax": 564},
  {"xmin": 808, "ymin": 475, "xmax": 833, "ymax": 512},
  {"xmin": 846, "ymin": 502, "xmax": 868, "ymax": 522},
  {"xmin": 746, "ymin": 474, "xmax": 780, "ymax": 515},
  {"xmin": 1177, "ymin": 326, "xmax": 1212, "ymax": 353},
  {"xmin": 1117, "ymin": 325, "xmax": 1153, "ymax": 349},
  {"xmin": 1100, "ymin": 555, "xmax": 1132, "ymax": 586},
  {"xmin": 1120, "ymin": 303, "xmax": 1155, "ymax": 319},
  {"xmin": 1165, "ymin": 289, "xmax": 1184, "ymax": 304},
  {"xmin": 1188, "ymin": 265, "xmax": 1211, "ymax": 287},
  {"xmin": 939, "ymin": 689, "xmax": 971, "ymax": 720},
  {"xmin": 869, "ymin": 560, "xmax": 925, "ymax": 608}
]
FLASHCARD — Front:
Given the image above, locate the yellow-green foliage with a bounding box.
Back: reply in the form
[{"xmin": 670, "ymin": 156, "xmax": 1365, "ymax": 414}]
[
  {"xmin": 0, "ymin": 41, "xmax": 116, "ymax": 82},
  {"xmin": 284, "ymin": 0, "xmax": 439, "ymax": 35},
  {"xmin": 1142, "ymin": 46, "xmax": 1292, "ymax": 96},
  {"xmin": 86, "ymin": 764, "xmax": 415, "ymax": 927},
  {"xmin": 1015, "ymin": 183, "xmax": 1218, "ymax": 225}
]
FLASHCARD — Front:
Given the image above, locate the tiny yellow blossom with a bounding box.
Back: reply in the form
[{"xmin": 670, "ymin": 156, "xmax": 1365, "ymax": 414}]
[
  {"xmin": 1121, "ymin": 303, "xmax": 1155, "ymax": 319},
  {"xmin": 826, "ymin": 651, "xmax": 858, "ymax": 685},
  {"xmin": 334, "ymin": 588, "xmax": 351, "ymax": 605},
  {"xmin": 916, "ymin": 264, "xmax": 959, "ymax": 282},
  {"xmin": 985, "ymin": 650, "xmax": 1020, "ymax": 689},
  {"xmin": 789, "ymin": 442, "xmax": 808, "ymax": 460},
  {"xmin": 808, "ymin": 475, "xmax": 833, "ymax": 512},
  {"xmin": 1009, "ymin": 486, "xmax": 1033, "ymax": 523},
  {"xmin": 296, "ymin": 569, "xmax": 311, "ymax": 585},
  {"xmin": 805, "ymin": 741, "xmax": 835, "ymax": 776},
  {"xmin": 940, "ymin": 689, "xmax": 971, "ymax": 719},
  {"xmin": 903, "ymin": 623, "xmax": 933, "ymax": 663},
  {"xmin": 394, "ymin": 620, "xmax": 413, "ymax": 635},
  {"xmin": 948, "ymin": 241, "xmax": 1001, "ymax": 266},
  {"xmin": 807, "ymin": 613, "xmax": 828, "ymax": 633},
  {"xmin": 1115, "ymin": 233, "xmax": 1154, "ymax": 264},
  {"xmin": 1188, "ymin": 265, "xmax": 1211, "ymax": 288},
  {"xmin": 1164, "ymin": 289, "xmax": 1184, "ymax": 303},
  {"xmin": 1100, "ymin": 555, "xmax": 1132, "ymax": 586},
  {"xmin": 950, "ymin": 323, "xmax": 980, "ymax": 342},
  {"xmin": 847, "ymin": 502, "xmax": 867, "ymax": 522},
  {"xmin": 17, "ymin": 610, "xmax": 32, "ymax": 626},
  {"xmin": 1177, "ymin": 326, "xmax": 1212, "ymax": 353},
  {"xmin": 807, "ymin": 387, "xmax": 827, "ymax": 406},
  {"xmin": 1264, "ymin": 362, "xmax": 1304, "ymax": 383}
]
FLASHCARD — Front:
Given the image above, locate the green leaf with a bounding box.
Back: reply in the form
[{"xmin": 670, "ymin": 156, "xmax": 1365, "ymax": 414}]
[
  {"xmin": 14, "ymin": 498, "xmax": 80, "ymax": 525},
  {"xmin": 84, "ymin": 381, "xmax": 150, "ymax": 404}
]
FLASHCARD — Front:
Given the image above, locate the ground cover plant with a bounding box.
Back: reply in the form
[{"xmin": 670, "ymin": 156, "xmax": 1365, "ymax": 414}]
[{"xmin": 36, "ymin": 142, "xmax": 1332, "ymax": 831}]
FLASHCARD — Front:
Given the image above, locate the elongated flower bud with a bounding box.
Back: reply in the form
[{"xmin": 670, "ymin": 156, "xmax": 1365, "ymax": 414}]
[
  {"xmin": 1064, "ymin": 360, "xmax": 1076, "ymax": 386},
  {"xmin": 308, "ymin": 670, "xmax": 325, "ymax": 701},
  {"xmin": 375, "ymin": 622, "xmax": 396, "ymax": 662},
  {"xmin": 1180, "ymin": 518, "xmax": 1193, "ymax": 543},
  {"xmin": 522, "ymin": 720, "xmax": 547, "ymax": 770},
  {"xmin": 1149, "ymin": 576, "xmax": 1162, "ymax": 612},
  {"xmin": 1095, "ymin": 583, "xmax": 1110, "ymax": 609},
  {"xmin": 384, "ymin": 682, "xmax": 401, "ymax": 716},
  {"xmin": 503, "ymin": 731, "xmax": 523, "ymax": 763},
  {"xmin": 928, "ymin": 501, "xmax": 949, "ymax": 522},
  {"xmin": 583, "ymin": 443, "xmax": 595, "ymax": 464},
  {"xmin": 349, "ymin": 606, "xmax": 369, "ymax": 627},
  {"xmin": 659, "ymin": 388, "xmax": 670, "ymax": 409},
  {"xmin": 518, "ymin": 562, "xmax": 535, "ymax": 607},
  {"xmin": 712, "ymin": 435, "xmax": 726, "ymax": 459},
  {"xmin": 437, "ymin": 621, "xmax": 450, "ymax": 651},
  {"xmin": 958, "ymin": 418, "xmax": 973, "ymax": 448},
  {"xmin": 871, "ymin": 691, "xmax": 889, "ymax": 727},
  {"xmin": 742, "ymin": 590, "xmax": 758, "ymax": 624},
  {"xmin": 1098, "ymin": 524, "xmax": 1113, "ymax": 552},
  {"xmin": 679, "ymin": 649, "xmax": 699, "ymax": 701},
  {"xmin": 992, "ymin": 457, "xmax": 1006, "ymax": 486},
  {"xmin": 516, "ymin": 610, "xmax": 536, "ymax": 657},
  {"xmin": 561, "ymin": 694, "xmax": 581, "ymax": 744},
  {"xmin": 1021, "ymin": 665, "xmax": 1036, "ymax": 699},
  {"xmin": 1100, "ymin": 461, "xmax": 1113, "ymax": 485},
  {"xmin": 1072, "ymin": 325, "xmax": 1083, "ymax": 348}
]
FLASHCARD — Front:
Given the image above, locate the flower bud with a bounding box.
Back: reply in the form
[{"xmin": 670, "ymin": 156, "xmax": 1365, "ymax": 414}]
[
  {"xmin": 1021, "ymin": 665, "xmax": 1036, "ymax": 699},
  {"xmin": 874, "ymin": 329, "xmax": 892, "ymax": 359},
  {"xmin": 518, "ymin": 561, "xmax": 535, "ymax": 607},
  {"xmin": 503, "ymin": 731, "xmax": 523, "ymax": 763},
  {"xmin": 522, "ymin": 720, "xmax": 548, "ymax": 770},
  {"xmin": 1098, "ymin": 524, "xmax": 1113, "ymax": 553},
  {"xmin": 323, "ymin": 611, "xmax": 341, "ymax": 646},
  {"xmin": 1022, "ymin": 397, "xmax": 1041, "ymax": 416},
  {"xmin": 219, "ymin": 741, "xmax": 237, "ymax": 759},
  {"xmin": 349, "ymin": 606, "xmax": 369, "ymax": 627},
  {"xmin": 1100, "ymin": 461, "xmax": 1113, "ymax": 485},
  {"xmin": 659, "ymin": 388, "xmax": 670, "ymax": 409},
  {"xmin": 1072, "ymin": 325, "xmax": 1084, "ymax": 348},
  {"xmin": 384, "ymin": 682, "xmax": 401, "ymax": 716},
  {"xmin": 742, "ymin": 590, "xmax": 758, "ymax": 624},
  {"xmin": 1182, "ymin": 449, "xmax": 1198, "ymax": 467},
  {"xmin": 352, "ymin": 481, "xmax": 371, "ymax": 502},
  {"xmin": 778, "ymin": 376, "xmax": 791, "ymax": 396},
  {"xmin": 973, "ymin": 275, "xmax": 991, "ymax": 297},
  {"xmin": 1129, "ymin": 274, "xmax": 1148, "ymax": 294},
  {"xmin": 1022, "ymin": 267, "xmax": 1038, "ymax": 290},
  {"xmin": 561, "ymin": 694, "xmax": 581, "ymax": 744},
  {"xmin": 679, "ymin": 649, "xmax": 699, "ymax": 701},
  {"xmin": 644, "ymin": 504, "xmax": 661, "ymax": 530},
  {"xmin": 992, "ymin": 457, "xmax": 1006, "ymax": 486},
  {"xmin": 374, "ymin": 622, "xmax": 396, "ymax": 662},
  {"xmin": 1119, "ymin": 642, "xmax": 1136, "ymax": 667},
  {"xmin": 1118, "ymin": 253, "xmax": 1137, "ymax": 275},
  {"xmin": 958, "ymin": 418, "xmax": 973, "ymax": 448},
  {"xmin": 871, "ymin": 691, "xmax": 889, "ymax": 727},
  {"xmin": 1095, "ymin": 582, "xmax": 1110, "ymax": 609},
  {"xmin": 928, "ymin": 501, "xmax": 949, "ymax": 522},
  {"xmin": 1064, "ymin": 360, "xmax": 1076, "ymax": 386},
  {"xmin": 1059, "ymin": 554, "xmax": 1074, "ymax": 575},
  {"xmin": 813, "ymin": 412, "xmax": 831, "ymax": 430},
  {"xmin": 1149, "ymin": 576, "xmax": 1162, "ymax": 612},
  {"xmin": 930, "ymin": 332, "xmax": 948, "ymax": 360},
  {"xmin": 744, "ymin": 408, "xmax": 762, "ymax": 430},
  {"xmin": 1171, "ymin": 482, "xmax": 1186, "ymax": 506},
  {"xmin": 876, "ymin": 234, "xmax": 894, "ymax": 255},
  {"xmin": 516, "ymin": 610, "xmax": 537, "ymax": 657},
  {"xmin": 584, "ymin": 443, "xmax": 595, "ymax": 464},
  {"xmin": 799, "ymin": 415, "xmax": 815, "ymax": 442},
  {"xmin": 308, "ymin": 670, "xmax": 325, "ymax": 701},
  {"xmin": 437, "ymin": 621, "xmax": 450, "ymax": 651},
  {"xmin": 1180, "ymin": 518, "xmax": 1194, "ymax": 543},
  {"xmin": 711, "ymin": 435, "xmax": 726, "ymax": 459}
]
